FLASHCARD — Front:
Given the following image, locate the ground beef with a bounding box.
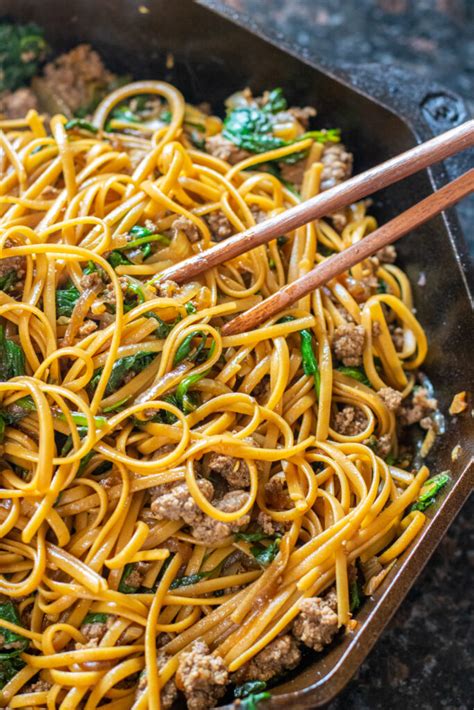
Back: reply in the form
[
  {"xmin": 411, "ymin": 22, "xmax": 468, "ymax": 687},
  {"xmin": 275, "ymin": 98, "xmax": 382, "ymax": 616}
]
[
  {"xmin": 333, "ymin": 406, "xmax": 368, "ymax": 436},
  {"xmin": 79, "ymin": 621, "xmax": 108, "ymax": 645},
  {"xmin": 287, "ymin": 105, "xmax": 317, "ymax": 127},
  {"xmin": 78, "ymin": 319, "xmax": 98, "ymax": 337},
  {"xmin": 150, "ymin": 480, "xmax": 214, "ymax": 525},
  {"xmin": 102, "ymin": 276, "xmax": 129, "ymax": 306},
  {"xmin": 329, "ymin": 209, "xmax": 348, "ymax": 232},
  {"xmin": 136, "ymin": 651, "xmax": 177, "ymax": 710},
  {"xmin": 365, "ymin": 432, "xmax": 392, "ymax": 458},
  {"xmin": 79, "ymin": 272, "xmax": 103, "ymax": 292},
  {"xmin": 332, "ymin": 323, "xmax": 366, "ymax": 366},
  {"xmin": 252, "ymin": 375, "xmax": 271, "ymax": 403},
  {"xmin": 250, "ymin": 204, "xmax": 268, "ymax": 224},
  {"xmin": 232, "ymin": 634, "xmax": 301, "ymax": 684},
  {"xmin": 41, "ymin": 44, "xmax": 114, "ymax": 116},
  {"xmin": 378, "ymin": 386, "xmax": 403, "ymax": 412},
  {"xmin": 279, "ymin": 159, "xmax": 307, "ymax": 186},
  {"xmin": 175, "ymin": 640, "xmax": 229, "ymax": 710},
  {"xmin": 0, "ymin": 240, "xmax": 27, "ymax": 296},
  {"xmin": 206, "ymin": 209, "xmax": 234, "ymax": 241},
  {"xmin": 173, "ymin": 215, "xmax": 201, "ymax": 243},
  {"xmin": 375, "ymin": 245, "xmax": 397, "ymax": 264},
  {"xmin": 398, "ymin": 387, "xmax": 438, "ymax": 427},
  {"xmin": 265, "ymin": 474, "xmax": 292, "ymax": 510},
  {"xmin": 320, "ymin": 143, "xmax": 353, "ymax": 191},
  {"xmin": 156, "ymin": 279, "xmax": 180, "ymax": 299},
  {"xmin": 25, "ymin": 678, "xmax": 52, "ymax": 693},
  {"xmin": 257, "ymin": 510, "xmax": 290, "ymax": 537},
  {"xmin": 292, "ymin": 595, "xmax": 339, "ymax": 652},
  {"xmin": 204, "ymin": 452, "xmax": 250, "ymax": 488},
  {"xmin": 191, "ymin": 490, "xmax": 251, "ymax": 543},
  {"xmin": 205, "ymin": 134, "xmax": 250, "ymax": 164},
  {"xmin": 0, "ymin": 88, "xmax": 39, "ymax": 118},
  {"xmin": 390, "ymin": 325, "xmax": 405, "ymax": 352},
  {"xmin": 123, "ymin": 561, "xmax": 151, "ymax": 590}
]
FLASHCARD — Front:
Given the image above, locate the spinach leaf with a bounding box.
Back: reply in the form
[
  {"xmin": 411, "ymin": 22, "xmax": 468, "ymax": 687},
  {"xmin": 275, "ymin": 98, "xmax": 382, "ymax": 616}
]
[
  {"xmin": 169, "ymin": 572, "xmax": 209, "ymax": 590},
  {"xmin": 185, "ymin": 302, "xmax": 197, "ymax": 314},
  {"xmin": 0, "ymin": 655, "xmax": 25, "ymax": 689},
  {"xmin": 349, "ymin": 579, "xmax": 363, "ymax": 613},
  {"xmin": 144, "ymin": 312, "xmax": 178, "ymax": 339},
  {"xmin": 173, "ymin": 331, "xmax": 206, "ymax": 365},
  {"xmin": 108, "ymin": 251, "xmax": 132, "ymax": 269},
  {"xmin": 262, "ymin": 88, "xmax": 287, "ymax": 114},
  {"xmin": 175, "ymin": 371, "xmax": 207, "ymax": 414},
  {"xmin": 0, "ymin": 271, "xmax": 18, "ymax": 293},
  {"xmin": 277, "ymin": 316, "xmax": 320, "ymax": 396},
  {"xmin": 234, "ymin": 681, "xmax": 267, "ymax": 699},
  {"xmin": 118, "ymin": 563, "xmax": 140, "ymax": 594},
  {"xmin": 0, "ymin": 326, "xmax": 25, "ymax": 380},
  {"xmin": 0, "ymin": 600, "xmax": 28, "ymax": 656},
  {"xmin": 337, "ymin": 366, "xmax": 371, "ymax": 387},
  {"xmin": 238, "ymin": 692, "xmax": 271, "ymax": 709},
  {"xmin": 250, "ymin": 538, "xmax": 280, "ymax": 567},
  {"xmin": 82, "ymin": 612, "xmax": 108, "ymax": 625},
  {"xmin": 56, "ymin": 283, "xmax": 81, "ymax": 317},
  {"xmin": 93, "ymin": 352, "xmax": 156, "ymax": 396},
  {"xmin": 0, "ymin": 22, "xmax": 48, "ymax": 93},
  {"xmin": 411, "ymin": 472, "xmax": 450, "ymax": 512},
  {"xmin": 64, "ymin": 118, "xmax": 98, "ymax": 134}
]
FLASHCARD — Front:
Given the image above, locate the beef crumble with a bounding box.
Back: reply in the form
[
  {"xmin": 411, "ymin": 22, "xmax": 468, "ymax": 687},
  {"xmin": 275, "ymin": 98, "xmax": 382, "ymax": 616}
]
[
  {"xmin": 332, "ymin": 323, "xmax": 366, "ymax": 367},
  {"xmin": 292, "ymin": 591, "xmax": 339, "ymax": 652},
  {"xmin": 176, "ymin": 640, "xmax": 228, "ymax": 710},
  {"xmin": 232, "ymin": 634, "xmax": 301, "ymax": 684}
]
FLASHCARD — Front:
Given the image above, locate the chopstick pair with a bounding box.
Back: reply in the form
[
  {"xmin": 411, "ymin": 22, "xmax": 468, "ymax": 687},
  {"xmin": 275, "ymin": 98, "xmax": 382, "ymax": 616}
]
[{"xmin": 158, "ymin": 120, "xmax": 474, "ymax": 335}]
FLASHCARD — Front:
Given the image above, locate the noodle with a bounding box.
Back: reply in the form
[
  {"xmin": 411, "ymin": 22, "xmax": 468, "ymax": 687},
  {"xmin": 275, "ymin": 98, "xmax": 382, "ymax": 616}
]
[{"xmin": 0, "ymin": 77, "xmax": 438, "ymax": 709}]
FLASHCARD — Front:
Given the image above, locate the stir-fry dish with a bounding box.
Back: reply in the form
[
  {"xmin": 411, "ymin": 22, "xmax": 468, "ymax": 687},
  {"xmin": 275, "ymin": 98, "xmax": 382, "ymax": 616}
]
[{"xmin": 0, "ymin": 24, "xmax": 450, "ymax": 710}]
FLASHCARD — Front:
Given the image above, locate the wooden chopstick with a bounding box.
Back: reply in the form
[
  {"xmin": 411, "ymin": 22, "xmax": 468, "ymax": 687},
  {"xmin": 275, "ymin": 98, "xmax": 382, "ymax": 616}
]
[
  {"xmin": 159, "ymin": 119, "xmax": 474, "ymax": 285},
  {"xmin": 221, "ymin": 168, "xmax": 473, "ymax": 336}
]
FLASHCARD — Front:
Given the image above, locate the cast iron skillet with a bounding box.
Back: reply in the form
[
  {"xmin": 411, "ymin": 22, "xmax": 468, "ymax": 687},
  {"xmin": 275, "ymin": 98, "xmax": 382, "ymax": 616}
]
[{"xmin": 2, "ymin": 1, "xmax": 473, "ymax": 706}]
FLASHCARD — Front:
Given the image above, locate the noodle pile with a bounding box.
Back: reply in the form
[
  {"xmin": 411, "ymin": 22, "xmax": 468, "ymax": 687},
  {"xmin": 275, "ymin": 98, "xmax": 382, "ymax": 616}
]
[{"xmin": 0, "ymin": 80, "xmax": 432, "ymax": 709}]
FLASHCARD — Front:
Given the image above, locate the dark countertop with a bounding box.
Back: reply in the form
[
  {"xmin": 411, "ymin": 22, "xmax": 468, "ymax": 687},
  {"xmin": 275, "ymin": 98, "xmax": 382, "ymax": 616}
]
[{"xmin": 220, "ymin": 2, "xmax": 473, "ymax": 708}]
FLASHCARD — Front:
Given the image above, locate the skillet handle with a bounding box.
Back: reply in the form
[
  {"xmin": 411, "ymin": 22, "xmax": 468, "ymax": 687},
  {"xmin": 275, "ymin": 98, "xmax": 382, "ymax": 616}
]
[{"xmin": 338, "ymin": 63, "xmax": 473, "ymax": 183}]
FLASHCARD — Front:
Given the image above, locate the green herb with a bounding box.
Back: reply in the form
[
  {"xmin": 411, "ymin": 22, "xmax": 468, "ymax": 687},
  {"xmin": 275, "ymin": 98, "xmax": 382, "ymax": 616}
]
[
  {"xmin": 250, "ymin": 538, "xmax": 280, "ymax": 567},
  {"xmin": 300, "ymin": 328, "xmax": 320, "ymax": 396},
  {"xmin": 144, "ymin": 312, "xmax": 176, "ymax": 339},
  {"xmin": 169, "ymin": 572, "xmax": 209, "ymax": 590},
  {"xmin": 54, "ymin": 411, "xmax": 108, "ymax": 429},
  {"xmin": 118, "ymin": 563, "xmax": 140, "ymax": 594},
  {"xmin": 238, "ymin": 692, "xmax": 271, "ymax": 709},
  {"xmin": 175, "ymin": 371, "xmax": 205, "ymax": 414},
  {"xmin": 385, "ymin": 453, "xmax": 397, "ymax": 466},
  {"xmin": 0, "ymin": 654, "xmax": 25, "ymax": 689},
  {"xmin": 56, "ymin": 283, "xmax": 81, "ymax": 317},
  {"xmin": 108, "ymin": 251, "xmax": 132, "ymax": 268},
  {"xmin": 263, "ymin": 88, "xmax": 287, "ymax": 113},
  {"xmin": 234, "ymin": 681, "xmax": 267, "ymax": 699},
  {"xmin": 349, "ymin": 579, "xmax": 362, "ymax": 613},
  {"xmin": 102, "ymin": 397, "xmax": 130, "ymax": 413},
  {"xmin": 93, "ymin": 351, "xmax": 156, "ymax": 396},
  {"xmin": 377, "ymin": 280, "xmax": 388, "ymax": 294},
  {"xmin": 0, "ymin": 326, "xmax": 26, "ymax": 380},
  {"xmin": 185, "ymin": 302, "xmax": 197, "ymax": 314},
  {"xmin": 222, "ymin": 90, "xmax": 339, "ymax": 164},
  {"xmin": 64, "ymin": 118, "xmax": 98, "ymax": 134},
  {"xmin": 0, "ymin": 271, "xmax": 17, "ymax": 293},
  {"xmin": 337, "ymin": 366, "xmax": 371, "ymax": 387},
  {"xmin": 277, "ymin": 236, "xmax": 288, "ymax": 247},
  {"xmin": 277, "ymin": 315, "xmax": 320, "ymax": 396},
  {"xmin": 411, "ymin": 472, "xmax": 450, "ymax": 512},
  {"xmin": 174, "ymin": 331, "xmax": 206, "ymax": 365},
  {"xmin": 0, "ymin": 600, "xmax": 28, "ymax": 656},
  {"xmin": 147, "ymin": 394, "xmax": 179, "ymax": 425},
  {"xmin": 0, "ymin": 22, "xmax": 48, "ymax": 92},
  {"xmin": 123, "ymin": 280, "xmax": 145, "ymax": 311},
  {"xmin": 160, "ymin": 110, "xmax": 172, "ymax": 124},
  {"xmin": 82, "ymin": 612, "xmax": 108, "ymax": 625}
]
